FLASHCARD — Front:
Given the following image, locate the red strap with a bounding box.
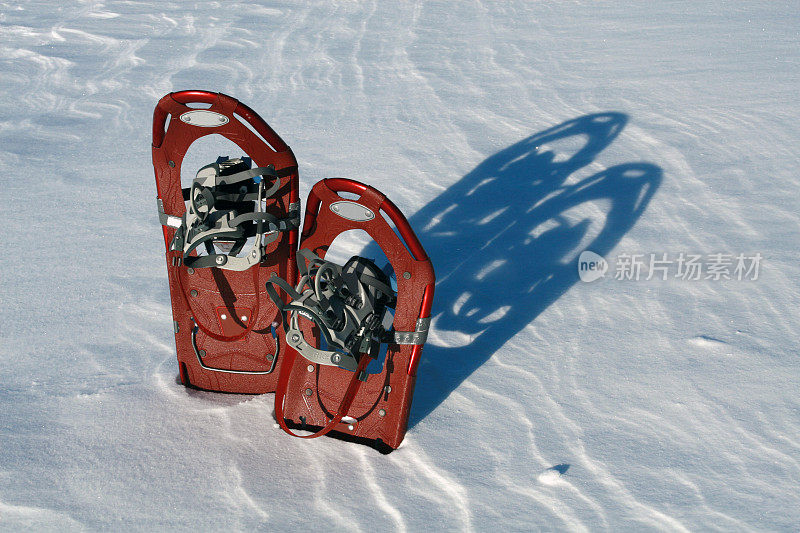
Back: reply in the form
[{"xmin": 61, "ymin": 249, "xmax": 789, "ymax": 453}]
[
  {"xmin": 173, "ymin": 255, "xmax": 261, "ymax": 342},
  {"xmin": 274, "ymin": 346, "xmax": 371, "ymax": 439}
]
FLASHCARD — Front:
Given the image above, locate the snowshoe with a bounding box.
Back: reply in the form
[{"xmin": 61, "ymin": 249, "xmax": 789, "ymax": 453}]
[
  {"xmin": 266, "ymin": 178, "xmax": 435, "ymax": 451},
  {"xmin": 152, "ymin": 90, "xmax": 299, "ymax": 393}
]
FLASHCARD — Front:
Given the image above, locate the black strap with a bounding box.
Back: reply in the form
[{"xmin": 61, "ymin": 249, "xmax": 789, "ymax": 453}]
[
  {"xmin": 265, "ymin": 273, "xmax": 305, "ymax": 308},
  {"xmin": 229, "ymin": 211, "xmax": 282, "ymax": 230},
  {"xmin": 182, "ymin": 166, "xmax": 281, "ymax": 199},
  {"xmin": 269, "ymin": 251, "xmax": 394, "ymax": 367}
]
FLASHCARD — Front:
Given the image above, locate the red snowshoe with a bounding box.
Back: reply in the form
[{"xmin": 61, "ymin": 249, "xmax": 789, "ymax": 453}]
[
  {"xmin": 152, "ymin": 90, "xmax": 299, "ymax": 393},
  {"xmin": 266, "ymin": 179, "xmax": 435, "ymax": 451}
]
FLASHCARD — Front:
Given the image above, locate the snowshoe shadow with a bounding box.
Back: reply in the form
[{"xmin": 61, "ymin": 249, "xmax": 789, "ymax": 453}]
[{"xmin": 364, "ymin": 112, "xmax": 662, "ymax": 427}]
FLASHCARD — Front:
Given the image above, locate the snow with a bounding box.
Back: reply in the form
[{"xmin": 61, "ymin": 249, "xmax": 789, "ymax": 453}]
[{"xmin": 1, "ymin": 0, "xmax": 799, "ymax": 530}]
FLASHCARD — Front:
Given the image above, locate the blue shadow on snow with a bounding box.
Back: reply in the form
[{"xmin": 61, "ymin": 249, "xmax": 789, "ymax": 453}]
[{"xmin": 364, "ymin": 112, "xmax": 662, "ymax": 427}]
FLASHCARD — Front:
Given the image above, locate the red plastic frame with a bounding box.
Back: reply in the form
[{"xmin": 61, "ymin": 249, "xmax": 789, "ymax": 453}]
[
  {"xmin": 152, "ymin": 90, "xmax": 299, "ymax": 394},
  {"xmin": 277, "ymin": 178, "xmax": 435, "ymax": 450}
]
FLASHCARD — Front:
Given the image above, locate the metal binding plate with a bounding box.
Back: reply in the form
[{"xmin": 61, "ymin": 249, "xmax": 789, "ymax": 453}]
[{"xmin": 392, "ymin": 317, "xmax": 431, "ymax": 345}]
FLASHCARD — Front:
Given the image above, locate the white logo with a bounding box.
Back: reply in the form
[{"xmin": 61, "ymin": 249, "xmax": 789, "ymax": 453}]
[
  {"xmin": 578, "ymin": 251, "xmax": 607, "ymax": 282},
  {"xmin": 179, "ymin": 110, "xmax": 229, "ymax": 127}
]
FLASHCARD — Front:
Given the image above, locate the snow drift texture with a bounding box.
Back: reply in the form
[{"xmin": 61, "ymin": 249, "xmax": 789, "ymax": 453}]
[{"xmin": 1, "ymin": 1, "xmax": 799, "ymax": 530}]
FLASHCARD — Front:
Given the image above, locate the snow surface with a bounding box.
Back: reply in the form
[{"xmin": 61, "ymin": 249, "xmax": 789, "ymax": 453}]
[{"xmin": 2, "ymin": 1, "xmax": 799, "ymax": 530}]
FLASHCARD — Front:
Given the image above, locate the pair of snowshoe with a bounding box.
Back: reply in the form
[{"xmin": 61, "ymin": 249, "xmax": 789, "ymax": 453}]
[{"xmin": 152, "ymin": 90, "xmax": 434, "ymax": 451}]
